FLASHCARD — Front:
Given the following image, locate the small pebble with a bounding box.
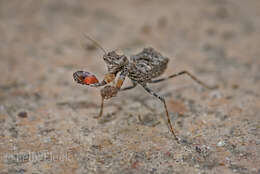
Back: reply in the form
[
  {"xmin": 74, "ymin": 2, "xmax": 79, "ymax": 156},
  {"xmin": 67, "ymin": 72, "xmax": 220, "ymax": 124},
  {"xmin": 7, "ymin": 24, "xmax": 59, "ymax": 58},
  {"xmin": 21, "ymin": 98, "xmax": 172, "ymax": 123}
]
[
  {"xmin": 43, "ymin": 137, "xmax": 51, "ymax": 143},
  {"xmin": 217, "ymin": 141, "xmax": 225, "ymax": 147},
  {"xmin": 18, "ymin": 111, "xmax": 28, "ymax": 118},
  {"xmin": 195, "ymin": 164, "xmax": 200, "ymax": 168}
]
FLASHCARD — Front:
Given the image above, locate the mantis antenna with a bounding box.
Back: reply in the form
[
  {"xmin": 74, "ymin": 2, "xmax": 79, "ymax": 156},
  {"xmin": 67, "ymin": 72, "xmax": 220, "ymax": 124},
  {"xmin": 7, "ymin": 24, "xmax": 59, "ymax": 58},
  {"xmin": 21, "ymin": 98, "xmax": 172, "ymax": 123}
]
[{"xmin": 83, "ymin": 33, "xmax": 107, "ymax": 54}]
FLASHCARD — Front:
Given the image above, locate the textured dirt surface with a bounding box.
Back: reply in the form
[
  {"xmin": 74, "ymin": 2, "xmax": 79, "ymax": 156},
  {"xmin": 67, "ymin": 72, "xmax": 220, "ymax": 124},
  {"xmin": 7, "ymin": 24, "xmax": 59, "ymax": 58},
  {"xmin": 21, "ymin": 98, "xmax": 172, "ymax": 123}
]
[{"xmin": 0, "ymin": 0, "xmax": 260, "ymax": 173}]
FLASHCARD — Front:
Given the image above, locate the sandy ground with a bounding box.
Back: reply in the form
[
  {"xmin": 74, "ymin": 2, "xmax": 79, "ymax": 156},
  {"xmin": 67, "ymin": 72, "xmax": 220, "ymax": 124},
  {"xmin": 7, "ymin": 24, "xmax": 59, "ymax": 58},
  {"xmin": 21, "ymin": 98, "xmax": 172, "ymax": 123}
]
[{"xmin": 0, "ymin": 0, "xmax": 260, "ymax": 173}]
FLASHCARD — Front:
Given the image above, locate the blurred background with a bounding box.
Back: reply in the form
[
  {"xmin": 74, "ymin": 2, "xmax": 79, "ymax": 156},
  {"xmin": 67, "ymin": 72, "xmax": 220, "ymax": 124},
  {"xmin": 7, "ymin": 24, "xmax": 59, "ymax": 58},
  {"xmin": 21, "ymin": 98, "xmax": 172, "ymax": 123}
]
[{"xmin": 0, "ymin": 0, "xmax": 259, "ymax": 173}]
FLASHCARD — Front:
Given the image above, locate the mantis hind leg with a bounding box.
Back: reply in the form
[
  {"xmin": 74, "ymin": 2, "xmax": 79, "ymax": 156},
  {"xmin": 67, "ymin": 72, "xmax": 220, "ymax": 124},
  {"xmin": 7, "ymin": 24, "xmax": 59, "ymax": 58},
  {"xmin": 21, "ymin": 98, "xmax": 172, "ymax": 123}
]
[
  {"xmin": 149, "ymin": 70, "xmax": 218, "ymax": 89},
  {"xmin": 141, "ymin": 84, "xmax": 179, "ymax": 141}
]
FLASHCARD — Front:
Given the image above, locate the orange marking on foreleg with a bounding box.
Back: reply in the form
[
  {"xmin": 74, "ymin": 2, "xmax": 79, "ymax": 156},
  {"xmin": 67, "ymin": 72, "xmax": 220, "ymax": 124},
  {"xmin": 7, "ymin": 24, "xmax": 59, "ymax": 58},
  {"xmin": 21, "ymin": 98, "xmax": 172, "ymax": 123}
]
[{"xmin": 116, "ymin": 79, "xmax": 124, "ymax": 89}]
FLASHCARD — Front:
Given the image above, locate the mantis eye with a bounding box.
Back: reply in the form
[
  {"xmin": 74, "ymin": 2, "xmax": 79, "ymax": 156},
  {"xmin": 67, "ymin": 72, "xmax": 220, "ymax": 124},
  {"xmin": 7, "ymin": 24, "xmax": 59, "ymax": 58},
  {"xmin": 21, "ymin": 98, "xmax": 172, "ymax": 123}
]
[
  {"xmin": 115, "ymin": 49, "xmax": 124, "ymax": 56},
  {"xmin": 73, "ymin": 71, "xmax": 99, "ymax": 85}
]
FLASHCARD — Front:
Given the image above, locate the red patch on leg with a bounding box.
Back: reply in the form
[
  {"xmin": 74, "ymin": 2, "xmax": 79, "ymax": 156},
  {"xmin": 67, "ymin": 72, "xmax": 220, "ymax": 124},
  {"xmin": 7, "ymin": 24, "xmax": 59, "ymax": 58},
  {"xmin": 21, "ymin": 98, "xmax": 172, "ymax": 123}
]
[{"xmin": 83, "ymin": 76, "xmax": 99, "ymax": 85}]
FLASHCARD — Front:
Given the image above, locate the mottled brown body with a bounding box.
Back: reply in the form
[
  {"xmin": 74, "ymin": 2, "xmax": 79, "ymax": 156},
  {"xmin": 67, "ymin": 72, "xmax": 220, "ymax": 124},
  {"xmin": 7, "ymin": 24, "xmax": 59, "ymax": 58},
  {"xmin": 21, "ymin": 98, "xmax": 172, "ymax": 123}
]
[{"xmin": 127, "ymin": 47, "xmax": 169, "ymax": 84}]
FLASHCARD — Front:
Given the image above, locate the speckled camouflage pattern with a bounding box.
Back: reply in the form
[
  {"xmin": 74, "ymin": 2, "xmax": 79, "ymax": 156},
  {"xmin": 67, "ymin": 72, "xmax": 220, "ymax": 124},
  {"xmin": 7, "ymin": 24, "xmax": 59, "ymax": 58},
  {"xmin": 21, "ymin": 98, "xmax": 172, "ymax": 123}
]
[{"xmin": 127, "ymin": 47, "xmax": 169, "ymax": 83}]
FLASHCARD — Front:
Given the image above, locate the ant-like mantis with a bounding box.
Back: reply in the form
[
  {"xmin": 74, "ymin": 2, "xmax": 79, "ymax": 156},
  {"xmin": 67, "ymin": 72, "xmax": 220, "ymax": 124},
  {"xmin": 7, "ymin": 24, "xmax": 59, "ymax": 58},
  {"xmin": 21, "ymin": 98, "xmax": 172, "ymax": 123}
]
[{"xmin": 73, "ymin": 34, "xmax": 217, "ymax": 141}]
